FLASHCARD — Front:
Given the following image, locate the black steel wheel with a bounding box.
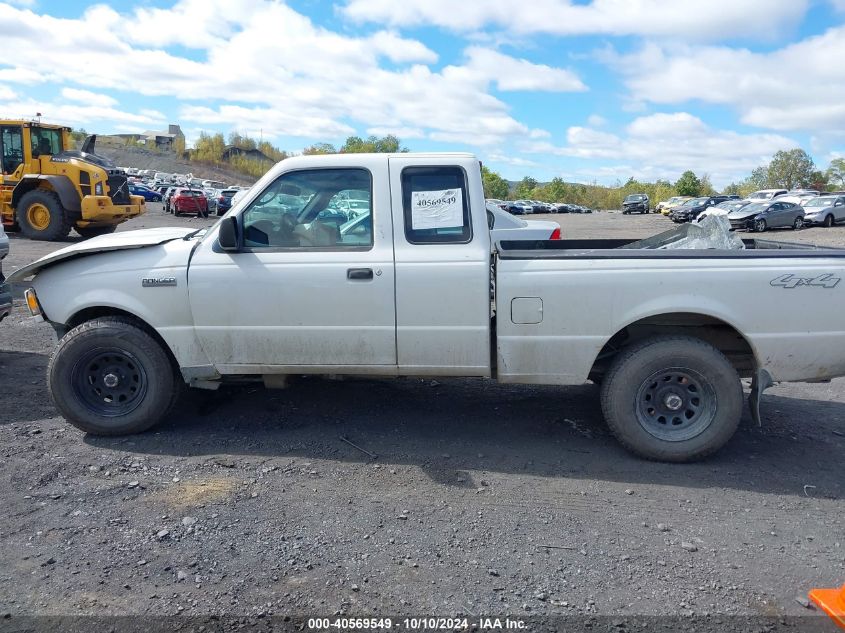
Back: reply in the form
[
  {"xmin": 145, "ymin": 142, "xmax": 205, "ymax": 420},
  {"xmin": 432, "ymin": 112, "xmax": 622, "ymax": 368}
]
[
  {"xmin": 600, "ymin": 336, "xmax": 743, "ymax": 462},
  {"xmin": 49, "ymin": 317, "xmax": 181, "ymax": 435}
]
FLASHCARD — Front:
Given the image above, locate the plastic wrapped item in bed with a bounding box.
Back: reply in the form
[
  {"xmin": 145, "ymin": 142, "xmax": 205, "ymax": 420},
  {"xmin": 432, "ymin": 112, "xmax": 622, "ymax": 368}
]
[{"xmin": 618, "ymin": 214, "xmax": 745, "ymax": 250}]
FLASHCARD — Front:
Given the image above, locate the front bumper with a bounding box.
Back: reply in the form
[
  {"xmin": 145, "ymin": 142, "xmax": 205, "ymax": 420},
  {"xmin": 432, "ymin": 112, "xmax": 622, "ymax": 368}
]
[
  {"xmin": 803, "ymin": 214, "xmax": 823, "ymax": 225},
  {"xmin": 729, "ymin": 217, "xmax": 755, "ymax": 230},
  {"xmin": 623, "ymin": 205, "xmax": 646, "ymax": 212},
  {"xmin": 79, "ymin": 194, "xmax": 146, "ymax": 226}
]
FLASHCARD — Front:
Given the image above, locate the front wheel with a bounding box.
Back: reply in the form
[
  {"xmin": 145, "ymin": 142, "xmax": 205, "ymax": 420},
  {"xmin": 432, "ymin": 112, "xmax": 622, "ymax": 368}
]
[
  {"xmin": 17, "ymin": 190, "xmax": 74, "ymax": 241},
  {"xmin": 600, "ymin": 336, "xmax": 743, "ymax": 462},
  {"xmin": 48, "ymin": 317, "xmax": 181, "ymax": 435},
  {"xmin": 754, "ymin": 218, "xmax": 767, "ymax": 232},
  {"xmin": 792, "ymin": 216, "xmax": 803, "ymax": 230},
  {"xmin": 824, "ymin": 214, "xmax": 834, "ymax": 228}
]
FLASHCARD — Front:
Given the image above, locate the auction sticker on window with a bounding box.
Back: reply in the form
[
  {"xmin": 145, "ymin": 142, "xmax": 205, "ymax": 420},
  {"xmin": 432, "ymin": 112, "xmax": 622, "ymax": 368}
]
[{"xmin": 411, "ymin": 189, "xmax": 463, "ymax": 230}]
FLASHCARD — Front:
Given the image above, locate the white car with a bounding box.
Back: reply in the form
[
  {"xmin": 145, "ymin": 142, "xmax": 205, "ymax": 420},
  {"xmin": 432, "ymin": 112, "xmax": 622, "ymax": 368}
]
[
  {"xmin": 747, "ymin": 189, "xmax": 788, "ymax": 203},
  {"xmin": 695, "ymin": 200, "xmax": 751, "ymax": 223},
  {"xmin": 0, "ymin": 223, "xmax": 11, "ymax": 321},
  {"xmin": 802, "ymin": 195, "xmax": 845, "ymax": 227},
  {"xmin": 12, "ymin": 152, "xmax": 845, "ymax": 462}
]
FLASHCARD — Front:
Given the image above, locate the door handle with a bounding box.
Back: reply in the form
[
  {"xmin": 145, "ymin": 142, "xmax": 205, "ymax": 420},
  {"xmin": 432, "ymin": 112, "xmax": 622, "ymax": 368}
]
[{"xmin": 347, "ymin": 268, "xmax": 374, "ymax": 280}]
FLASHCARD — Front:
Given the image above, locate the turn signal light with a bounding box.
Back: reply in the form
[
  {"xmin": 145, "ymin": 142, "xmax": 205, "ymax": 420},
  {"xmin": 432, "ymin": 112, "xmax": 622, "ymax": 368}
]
[{"xmin": 24, "ymin": 288, "xmax": 41, "ymax": 316}]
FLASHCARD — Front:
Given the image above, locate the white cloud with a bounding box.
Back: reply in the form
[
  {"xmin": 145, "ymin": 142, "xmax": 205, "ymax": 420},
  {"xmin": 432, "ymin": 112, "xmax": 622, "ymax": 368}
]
[
  {"xmin": 587, "ymin": 114, "xmax": 607, "ymax": 127},
  {"xmin": 604, "ymin": 26, "xmax": 845, "ymax": 133},
  {"xmin": 60, "ymin": 87, "xmax": 118, "ymax": 108},
  {"xmin": 342, "ymin": 0, "xmax": 808, "ymax": 40},
  {"xmin": 521, "ymin": 112, "xmax": 799, "ymax": 186},
  {"xmin": 0, "ymin": 97, "xmax": 166, "ymax": 128},
  {"xmin": 0, "ymin": 2, "xmax": 584, "ymax": 147},
  {"xmin": 0, "ymin": 85, "xmax": 16, "ymax": 100},
  {"xmin": 455, "ymin": 47, "xmax": 586, "ymax": 92}
]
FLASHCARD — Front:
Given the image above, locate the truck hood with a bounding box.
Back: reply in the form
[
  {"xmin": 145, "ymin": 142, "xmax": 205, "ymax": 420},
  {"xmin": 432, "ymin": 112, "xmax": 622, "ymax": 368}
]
[{"xmin": 7, "ymin": 226, "xmax": 197, "ymax": 282}]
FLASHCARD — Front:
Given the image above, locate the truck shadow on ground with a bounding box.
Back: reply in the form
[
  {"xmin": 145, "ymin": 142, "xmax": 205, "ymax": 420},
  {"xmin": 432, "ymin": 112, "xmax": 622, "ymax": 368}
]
[
  {"xmin": 0, "ymin": 350, "xmax": 54, "ymax": 424},
  {"xmin": 84, "ymin": 375, "xmax": 844, "ymax": 499}
]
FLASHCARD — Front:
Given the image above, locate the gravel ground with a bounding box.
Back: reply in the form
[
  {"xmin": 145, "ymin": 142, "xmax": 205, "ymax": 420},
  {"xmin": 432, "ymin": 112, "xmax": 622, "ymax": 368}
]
[{"xmin": 1, "ymin": 206, "xmax": 843, "ymax": 629}]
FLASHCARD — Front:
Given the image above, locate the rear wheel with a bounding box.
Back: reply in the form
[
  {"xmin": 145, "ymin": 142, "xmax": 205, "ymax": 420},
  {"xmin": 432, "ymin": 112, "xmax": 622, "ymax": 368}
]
[
  {"xmin": 792, "ymin": 216, "xmax": 803, "ymax": 230},
  {"xmin": 76, "ymin": 225, "xmax": 117, "ymax": 239},
  {"xmin": 17, "ymin": 190, "xmax": 74, "ymax": 241},
  {"xmin": 48, "ymin": 317, "xmax": 181, "ymax": 435},
  {"xmin": 824, "ymin": 214, "xmax": 835, "ymax": 228},
  {"xmin": 754, "ymin": 218, "xmax": 767, "ymax": 232},
  {"xmin": 600, "ymin": 336, "xmax": 743, "ymax": 462}
]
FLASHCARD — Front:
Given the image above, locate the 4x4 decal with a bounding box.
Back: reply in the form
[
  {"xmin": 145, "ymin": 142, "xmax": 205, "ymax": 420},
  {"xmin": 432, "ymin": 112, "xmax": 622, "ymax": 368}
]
[{"xmin": 770, "ymin": 273, "xmax": 841, "ymax": 289}]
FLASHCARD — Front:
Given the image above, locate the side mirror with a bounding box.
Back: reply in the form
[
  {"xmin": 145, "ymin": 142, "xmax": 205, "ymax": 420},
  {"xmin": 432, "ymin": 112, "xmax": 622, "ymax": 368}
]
[{"xmin": 218, "ymin": 216, "xmax": 240, "ymax": 251}]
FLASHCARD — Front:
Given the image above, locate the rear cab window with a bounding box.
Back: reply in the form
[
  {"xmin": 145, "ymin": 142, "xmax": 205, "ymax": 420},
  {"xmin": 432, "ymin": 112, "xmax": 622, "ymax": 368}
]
[{"xmin": 402, "ymin": 166, "xmax": 472, "ymax": 244}]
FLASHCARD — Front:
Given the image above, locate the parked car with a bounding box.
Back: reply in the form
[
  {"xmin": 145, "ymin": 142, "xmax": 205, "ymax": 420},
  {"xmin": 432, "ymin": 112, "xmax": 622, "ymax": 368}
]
[
  {"xmin": 0, "ymin": 223, "xmax": 10, "ymax": 321},
  {"xmin": 622, "ymin": 194, "xmax": 650, "ymax": 214},
  {"xmin": 670, "ymin": 195, "xmax": 736, "ymax": 223},
  {"xmin": 512, "ymin": 200, "xmax": 536, "ymax": 214},
  {"xmin": 163, "ymin": 187, "xmax": 179, "ymax": 213},
  {"xmin": 728, "ymin": 200, "xmax": 804, "ymax": 232},
  {"xmin": 203, "ymin": 188, "xmax": 219, "ymax": 214},
  {"xmin": 656, "ymin": 196, "xmax": 690, "ymax": 214},
  {"xmin": 802, "ymin": 195, "xmax": 845, "ymax": 227},
  {"xmin": 695, "ymin": 199, "xmax": 751, "ymax": 223},
  {"xmin": 485, "ymin": 202, "xmax": 561, "ymax": 243},
  {"xmin": 128, "ymin": 183, "xmax": 162, "ymax": 202},
  {"xmin": 747, "ymin": 189, "xmax": 788, "ymax": 203},
  {"xmin": 216, "ymin": 188, "xmax": 241, "ymax": 215},
  {"xmin": 172, "ymin": 189, "xmax": 209, "ymax": 217}
]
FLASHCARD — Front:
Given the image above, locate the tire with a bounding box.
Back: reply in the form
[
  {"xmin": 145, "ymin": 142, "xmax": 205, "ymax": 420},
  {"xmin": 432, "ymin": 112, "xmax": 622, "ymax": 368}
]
[
  {"xmin": 599, "ymin": 336, "xmax": 743, "ymax": 462},
  {"xmin": 17, "ymin": 189, "xmax": 74, "ymax": 241},
  {"xmin": 754, "ymin": 218, "xmax": 767, "ymax": 232},
  {"xmin": 824, "ymin": 214, "xmax": 834, "ymax": 228},
  {"xmin": 76, "ymin": 225, "xmax": 117, "ymax": 239},
  {"xmin": 792, "ymin": 216, "xmax": 803, "ymax": 230},
  {"xmin": 48, "ymin": 317, "xmax": 181, "ymax": 435}
]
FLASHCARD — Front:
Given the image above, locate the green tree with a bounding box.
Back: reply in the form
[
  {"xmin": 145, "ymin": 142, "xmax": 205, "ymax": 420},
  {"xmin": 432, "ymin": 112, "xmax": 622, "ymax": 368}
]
[
  {"xmin": 722, "ymin": 182, "xmax": 742, "ymax": 196},
  {"xmin": 674, "ymin": 171, "xmax": 701, "ymax": 197},
  {"xmin": 826, "ymin": 158, "xmax": 845, "ymax": 189},
  {"xmin": 172, "ymin": 135, "xmax": 186, "ymax": 157},
  {"xmin": 481, "ymin": 166, "xmax": 510, "ymax": 199},
  {"xmin": 514, "ymin": 176, "xmax": 538, "ymax": 199},
  {"xmin": 766, "ymin": 149, "xmax": 815, "ymax": 189},
  {"xmin": 340, "ymin": 134, "xmax": 406, "ymax": 153},
  {"xmin": 542, "ymin": 177, "xmax": 569, "ymax": 202},
  {"xmin": 302, "ymin": 143, "xmax": 337, "ymax": 155}
]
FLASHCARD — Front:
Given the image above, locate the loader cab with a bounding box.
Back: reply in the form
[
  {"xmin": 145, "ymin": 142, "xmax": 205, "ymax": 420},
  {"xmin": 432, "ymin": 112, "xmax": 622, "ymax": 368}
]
[
  {"xmin": 0, "ymin": 124, "xmax": 25, "ymax": 178},
  {"xmin": 29, "ymin": 125, "xmax": 64, "ymax": 159}
]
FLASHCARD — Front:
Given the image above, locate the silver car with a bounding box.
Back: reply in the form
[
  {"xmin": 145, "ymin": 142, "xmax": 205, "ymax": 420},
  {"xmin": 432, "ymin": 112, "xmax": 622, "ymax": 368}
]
[
  {"xmin": 727, "ymin": 200, "xmax": 805, "ymax": 232},
  {"xmin": 802, "ymin": 195, "xmax": 845, "ymax": 227},
  {"xmin": 0, "ymin": 223, "xmax": 11, "ymax": 321}
]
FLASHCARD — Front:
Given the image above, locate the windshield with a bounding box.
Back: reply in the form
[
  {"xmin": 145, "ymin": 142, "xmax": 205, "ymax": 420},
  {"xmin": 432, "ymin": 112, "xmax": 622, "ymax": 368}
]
[
  {"xmin": 805, "ymin": 197, "xmax": 835, "ymax": 207},
  {"xmin": 717, "ymin": 201, "xmax": 748, "ymax": 211},
  {"xmin": 683, "ymin": 197, "xmax": 709, "ymax": 206},
  {"xmin": 624, "ymin": 195, "xmax": 645, "ymax": 202},
  {"xmin": 30, "ymin": 126, "xmax": 63, "ymax": 156},
  {"xmin": 735, "ymin": 202, "xmax": 767, "ymax": 214},
  {"xmin": 749, "ymin": 191, "xmax": 780, "ymax": 200}
]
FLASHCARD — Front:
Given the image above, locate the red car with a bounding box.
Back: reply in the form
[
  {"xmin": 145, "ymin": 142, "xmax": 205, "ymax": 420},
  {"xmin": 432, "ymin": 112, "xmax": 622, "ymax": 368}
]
[{"xmin": 172, "ymin": 188, "xmax": 209, "ymax": 217}]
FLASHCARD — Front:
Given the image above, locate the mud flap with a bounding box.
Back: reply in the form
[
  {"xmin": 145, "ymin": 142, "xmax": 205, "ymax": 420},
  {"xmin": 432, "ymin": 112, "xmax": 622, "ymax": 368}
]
[{"xmin": 749, "ymin": 368, "xmax": 773, "ymax": 427}]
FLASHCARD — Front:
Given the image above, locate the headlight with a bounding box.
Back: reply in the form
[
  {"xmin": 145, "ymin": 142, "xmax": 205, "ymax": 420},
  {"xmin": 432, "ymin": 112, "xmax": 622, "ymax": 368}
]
[{"xmin": 95, "ymin": 182, "xmax": 103, "ymax": 195}]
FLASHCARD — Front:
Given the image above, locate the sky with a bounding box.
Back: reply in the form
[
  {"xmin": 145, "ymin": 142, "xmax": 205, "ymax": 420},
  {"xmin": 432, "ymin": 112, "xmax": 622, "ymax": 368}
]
[{"xmin": 1, "ymin": 0, "xmax": 844, "ymax": 188}]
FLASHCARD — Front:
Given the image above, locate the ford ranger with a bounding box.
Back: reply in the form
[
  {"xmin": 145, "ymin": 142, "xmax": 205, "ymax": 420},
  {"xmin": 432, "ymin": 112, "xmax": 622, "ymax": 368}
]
[{"xmin": 9, "ymin": 153, "xmax": 845, "ymax": 462}]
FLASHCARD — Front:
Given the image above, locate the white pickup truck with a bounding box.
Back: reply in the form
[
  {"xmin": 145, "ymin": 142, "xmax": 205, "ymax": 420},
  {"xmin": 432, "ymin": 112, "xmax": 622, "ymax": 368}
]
[{"xmin": 9, "ymin": 153, "xmax": 845, "ymax": 462}]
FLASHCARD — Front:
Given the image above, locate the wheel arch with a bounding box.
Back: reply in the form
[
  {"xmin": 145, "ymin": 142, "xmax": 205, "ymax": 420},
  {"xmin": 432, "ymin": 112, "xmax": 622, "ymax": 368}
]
[
  {"xmin": 590, "ymin": 312, "xmax": 758, "ymax": 380},
  {"xmin": 62, "ymin": 306, "xmax": 180, "ymax": 375},
  {"xmin": 12, "ymin": 175, "xmax": 81, "ymax": 213}
]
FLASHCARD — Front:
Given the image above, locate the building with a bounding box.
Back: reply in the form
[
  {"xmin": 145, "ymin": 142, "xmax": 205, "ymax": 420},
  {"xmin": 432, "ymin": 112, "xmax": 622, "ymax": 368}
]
[{"xmin": 140, "ymin": 124, "xmax": 185, "ymax": 151}]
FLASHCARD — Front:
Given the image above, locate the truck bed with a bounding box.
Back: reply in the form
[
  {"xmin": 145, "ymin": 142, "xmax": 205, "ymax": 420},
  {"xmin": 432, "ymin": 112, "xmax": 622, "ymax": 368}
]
[{"xmin": 498, "ymin": 237, "xmax": 845, "ymax": 259}]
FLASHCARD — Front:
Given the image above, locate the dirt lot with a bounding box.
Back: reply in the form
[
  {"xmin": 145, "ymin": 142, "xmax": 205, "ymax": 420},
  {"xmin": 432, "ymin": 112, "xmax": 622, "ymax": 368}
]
[{"xmin": 1, "ymin": 207, "xmax": 843, "ymax": 629}]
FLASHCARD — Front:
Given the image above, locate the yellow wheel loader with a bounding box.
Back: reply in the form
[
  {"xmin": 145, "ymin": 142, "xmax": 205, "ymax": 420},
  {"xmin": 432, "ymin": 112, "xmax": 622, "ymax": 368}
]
[{"xmin": 0, "ymin": 120, "xmax": 145, "ymax": 241}]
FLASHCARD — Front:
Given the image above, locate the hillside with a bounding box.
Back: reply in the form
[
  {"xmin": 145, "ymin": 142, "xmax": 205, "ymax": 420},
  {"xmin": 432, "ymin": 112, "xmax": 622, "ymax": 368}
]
[{"xmin": 92, "ymin": 137, "xmax": 259, "ymax": 187}]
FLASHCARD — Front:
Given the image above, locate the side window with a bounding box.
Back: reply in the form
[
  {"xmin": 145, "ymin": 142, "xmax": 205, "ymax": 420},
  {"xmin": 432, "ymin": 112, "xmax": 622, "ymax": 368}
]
[
  {"xmin": 402, "ymin": 166, "xmax": 472, "ymax": 244},
  {"xmin": 1, "ymin": 126, "xmax": 24, "ymax": 175},
  {"xmin": 241, "ymin": 168, "xmax": 372, "ymax": 249}
]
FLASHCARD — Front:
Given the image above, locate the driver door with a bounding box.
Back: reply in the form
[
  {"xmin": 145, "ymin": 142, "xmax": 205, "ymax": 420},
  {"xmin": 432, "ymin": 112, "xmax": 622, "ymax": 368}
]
[{"xmin": 188, "ymin": 165, "xmax": 397, "ymax": 373}]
